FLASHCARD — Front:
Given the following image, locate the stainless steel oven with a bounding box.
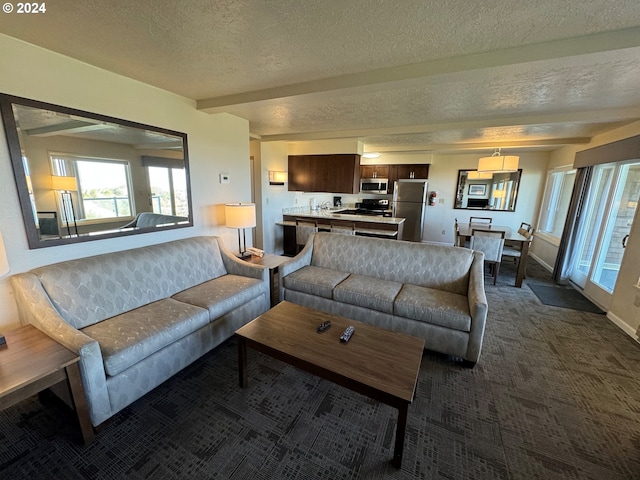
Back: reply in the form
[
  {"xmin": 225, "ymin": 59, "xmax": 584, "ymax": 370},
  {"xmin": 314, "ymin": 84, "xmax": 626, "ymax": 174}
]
[{"xmin": 360, "ymin": 178, "xmax": 389, "ymax": 194}]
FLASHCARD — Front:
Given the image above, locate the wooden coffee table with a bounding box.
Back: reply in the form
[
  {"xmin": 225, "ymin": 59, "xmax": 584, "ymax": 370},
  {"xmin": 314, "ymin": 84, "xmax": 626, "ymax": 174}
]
[{"xmin": 235, "ymin": 301, "xmax": 425, "ymax": 468}]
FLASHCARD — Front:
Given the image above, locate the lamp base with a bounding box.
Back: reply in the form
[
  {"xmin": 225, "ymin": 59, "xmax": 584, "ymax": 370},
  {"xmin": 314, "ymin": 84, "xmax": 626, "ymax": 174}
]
[
  {"xmin": 0, "ymin": 334, "xmax": 6, "ymax": 349},
  {"xmin": 236, "ymin": 252, "xmax": 252, "ymax": 260}
]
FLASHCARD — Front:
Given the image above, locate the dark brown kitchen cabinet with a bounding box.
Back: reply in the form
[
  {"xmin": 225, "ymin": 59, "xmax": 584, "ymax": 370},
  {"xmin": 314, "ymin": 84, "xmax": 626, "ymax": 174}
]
[
  {"xmin": 360, "ymin": 165, "xmax": 389, "ymax": 179},
  {"xmin": 288, "ymin": 154, "xmax": 361, "ymax": 193},
  {"xmin": 388, "ymin": 164, "xmax": 430, "ymax": 194},
  {"xmin": 396, "ymin": 164, "xmax": 429, "ymax": 180}
]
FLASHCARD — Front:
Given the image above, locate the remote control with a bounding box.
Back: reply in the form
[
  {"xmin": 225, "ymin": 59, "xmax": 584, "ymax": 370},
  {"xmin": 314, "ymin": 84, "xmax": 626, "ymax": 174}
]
[
  {"xmin": 340, "ymin": 326, "xmax": 355, "ymax": 343},
  {"xmin": 316, "ymin": 321, "xmax": 331, "ymax": 332}
]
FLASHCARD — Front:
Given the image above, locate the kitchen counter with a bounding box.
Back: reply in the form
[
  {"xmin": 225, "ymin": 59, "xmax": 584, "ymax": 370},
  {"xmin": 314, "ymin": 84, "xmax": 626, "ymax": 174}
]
[
  {"xmin": 278, "ymin": 209, "xmax": 406, "ymax": 255},
  {"xmin": 282, "ymin": 208, "xmax": 405, "ymax": 225}
]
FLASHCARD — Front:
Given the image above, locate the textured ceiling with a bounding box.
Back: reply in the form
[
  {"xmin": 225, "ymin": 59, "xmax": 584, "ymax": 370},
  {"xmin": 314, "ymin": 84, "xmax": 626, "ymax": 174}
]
[{"xmin": 2, "ymin": 0, "xmax": 640, "ymax": 153}]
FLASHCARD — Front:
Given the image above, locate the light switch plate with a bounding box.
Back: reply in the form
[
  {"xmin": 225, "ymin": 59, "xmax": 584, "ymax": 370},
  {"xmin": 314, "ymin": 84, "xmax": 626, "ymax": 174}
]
[{"xmin": 219, "ymin": 173, "xmax": 230, "ymax": 184}]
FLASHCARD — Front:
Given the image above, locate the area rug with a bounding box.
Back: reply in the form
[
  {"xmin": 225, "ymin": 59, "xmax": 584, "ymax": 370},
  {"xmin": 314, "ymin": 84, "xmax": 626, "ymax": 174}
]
[{"xmin": 528, "ymin": 283, "xmax": 605, "ymax": 313}]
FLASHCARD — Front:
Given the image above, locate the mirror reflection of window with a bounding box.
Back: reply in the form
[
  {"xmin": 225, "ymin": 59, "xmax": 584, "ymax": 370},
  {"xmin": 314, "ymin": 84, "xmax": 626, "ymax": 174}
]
[
  {"xmin": 148, "ymin": 166, "xmax": 188, "ymax": 217},
  {"xmin": 51, "ymin": 154, "xmax": 133, "ymax": 220}
]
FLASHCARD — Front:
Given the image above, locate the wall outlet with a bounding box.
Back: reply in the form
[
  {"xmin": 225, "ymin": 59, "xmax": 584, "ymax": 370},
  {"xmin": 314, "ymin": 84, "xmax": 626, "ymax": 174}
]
[
  {"xmin": 441, "ymin": 229, "xmax": 446, "ymax": 235},
  {"xmin": 439, "ymin": 198, "xmax": 445, "ymax": 204},
  {"xmin": 219, "ymin": 173, "xmax": 230, "ymax": 184}
]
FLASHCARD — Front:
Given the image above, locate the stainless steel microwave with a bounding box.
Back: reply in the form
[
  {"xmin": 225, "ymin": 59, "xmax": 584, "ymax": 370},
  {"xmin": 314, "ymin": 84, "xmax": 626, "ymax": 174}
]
[{"xmin": 360, "ymin": 178, "xmax": 389, "ymax": 194}]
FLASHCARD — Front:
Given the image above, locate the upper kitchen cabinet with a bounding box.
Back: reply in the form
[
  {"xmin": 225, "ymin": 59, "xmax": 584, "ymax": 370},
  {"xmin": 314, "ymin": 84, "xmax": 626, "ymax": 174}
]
[
  {"xmin": 288, "ymin": 154, "xmax": 361, "ymax": 193},
  {"xmin": 360, "ymin": 164, "xmax": 389, "ymax": 179},
  {"xmin": 394, "ymin": 164, "xmax": 429, "ymax": 180},
  {"xmin": 388, "ymin": 164, "xmax": 430, "ymax": 193}
]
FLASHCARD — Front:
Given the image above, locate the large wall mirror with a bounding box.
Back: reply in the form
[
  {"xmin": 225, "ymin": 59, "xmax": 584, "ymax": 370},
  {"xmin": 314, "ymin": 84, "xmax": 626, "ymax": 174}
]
[
  {"xmin": 0, "ymin": 94, "xmax": 193, "ymax": 249},
  {"xmin": 454, "ymin": 169, "xmax": 522, "ymax": 211}
]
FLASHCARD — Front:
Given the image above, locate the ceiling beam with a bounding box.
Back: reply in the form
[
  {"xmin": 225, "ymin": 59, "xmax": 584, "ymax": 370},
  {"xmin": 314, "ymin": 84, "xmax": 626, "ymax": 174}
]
[
  {"xmin": 257, "ymin": 107, "xmax": 640, "ymax": 142},
  {"xmin": 198, "ymin": 26, "xmax": 640, "ymax": 112}
]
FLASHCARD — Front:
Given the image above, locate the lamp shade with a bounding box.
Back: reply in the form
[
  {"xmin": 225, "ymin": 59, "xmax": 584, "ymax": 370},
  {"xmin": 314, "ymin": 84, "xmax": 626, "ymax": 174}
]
[
  {"xmin": 477, "ymin": 154, "xmax": 519, "ymax": 173},
  {"xmin": 467, "ymin": 171, "xmax": 493, "ymax": 180},
  {"xmin": 0, "ymin": 232, "xmax": 10, "ymax": 277},
  {"xmin": 51, "ymin": 175, "xmax": 78, "ymax": 191},
  {"xmin": 225, "ymin": 203, "xmax": 256, "ymax": 229}
]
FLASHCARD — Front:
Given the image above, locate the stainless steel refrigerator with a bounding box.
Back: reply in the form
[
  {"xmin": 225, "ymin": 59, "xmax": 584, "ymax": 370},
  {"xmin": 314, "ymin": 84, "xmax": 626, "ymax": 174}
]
[{"xmin": 392, "ymin": 180, "xmax": 428, "ymax": 242}]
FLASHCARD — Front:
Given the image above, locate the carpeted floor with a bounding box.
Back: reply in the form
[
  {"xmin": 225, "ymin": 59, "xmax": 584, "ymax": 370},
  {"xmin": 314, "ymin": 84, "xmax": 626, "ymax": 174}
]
[{"xmin": 1, "ymin": 258, "xmax": 640, "ymax": 479}]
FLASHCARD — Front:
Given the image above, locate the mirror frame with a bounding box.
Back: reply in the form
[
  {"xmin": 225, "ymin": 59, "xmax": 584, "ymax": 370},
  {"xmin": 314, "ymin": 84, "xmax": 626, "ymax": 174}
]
[
  {"xmin": 454, "ymin": 168, "xmax": 522, "ymax": 211},
  {"xmin": 0, "ymin": 93, "xmax": 193, "ymax": 249}
]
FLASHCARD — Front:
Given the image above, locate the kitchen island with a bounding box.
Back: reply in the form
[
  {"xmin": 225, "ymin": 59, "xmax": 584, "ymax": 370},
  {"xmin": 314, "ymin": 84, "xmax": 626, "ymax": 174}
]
[{"xmin": 278, "ymin": 209, "xmax": 405, "ymax": 256}]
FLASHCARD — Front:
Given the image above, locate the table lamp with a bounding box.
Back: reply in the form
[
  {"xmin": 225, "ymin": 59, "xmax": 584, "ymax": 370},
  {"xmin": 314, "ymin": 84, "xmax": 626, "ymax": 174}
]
[
  {"xmin": 225, "ymin": 203, "xmax": 256, "ymax": 259},
  {"xmin": 0, "ymin": 232, "xmax": 10, "ymax": 347}
]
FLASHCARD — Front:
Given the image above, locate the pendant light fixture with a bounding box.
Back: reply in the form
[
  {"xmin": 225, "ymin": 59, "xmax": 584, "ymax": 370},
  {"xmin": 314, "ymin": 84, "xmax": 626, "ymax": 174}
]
[{"xmin": 477, "ymin": 148, "xmax": 519, "ymax": 173}]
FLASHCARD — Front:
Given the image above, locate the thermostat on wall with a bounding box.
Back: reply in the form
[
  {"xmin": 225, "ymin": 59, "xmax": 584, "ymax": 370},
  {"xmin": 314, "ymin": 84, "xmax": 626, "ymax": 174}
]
[{"xmin": 219, "ymin": 173, "xmax": 230, "ymax": 184}]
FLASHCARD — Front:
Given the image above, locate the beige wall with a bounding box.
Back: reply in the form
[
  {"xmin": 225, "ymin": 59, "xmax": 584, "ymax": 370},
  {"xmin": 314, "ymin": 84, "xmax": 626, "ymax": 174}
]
[
  {"xmin": 423, "ymin": 152, "xmax": 548, "ymax": 244},
  {"xmin": 0, "ymin": 34, "xmax": 251, "ymax": 330}
]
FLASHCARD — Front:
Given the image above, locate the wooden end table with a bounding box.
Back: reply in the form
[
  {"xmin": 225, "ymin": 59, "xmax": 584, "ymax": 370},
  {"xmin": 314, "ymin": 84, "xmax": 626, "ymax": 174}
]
[
  {"xmin": 244, "ymin": 253, "xmax": 289, "ymax": 307},
  {"xmin": 236, "ymin": 301, "xmax": 424, "ymax": 468},
  {"xmin": 0, "ymin": 324, "xmax": 94, "ymax": 444}
]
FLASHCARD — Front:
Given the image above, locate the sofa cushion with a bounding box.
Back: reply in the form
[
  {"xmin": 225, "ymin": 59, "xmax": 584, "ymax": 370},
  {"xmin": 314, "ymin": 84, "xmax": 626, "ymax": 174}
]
[
  {"xmin": 394, "ymin": 284, "xmax": 471, "ymax": 332},
  {"xmin": 81, "ymin": 298, "xmax": 209, "ymax": 376},
  {"xmin": 333, "ymin": 274, "xmax": 403, "ymax": 314},
  {"xmin": 310, "ymin": 233, "xmax": 474, "ymax": 295},
  {"xmin": 283, "ymin": 266, "xmax": 350, "ymax": 299},
  {"xmin": 33, "ymin": 236, "xmax": 229, "ymax": 329},
  {"xmin": 172, "ymin": 274, "xmax": 265, "ymax": 320}
]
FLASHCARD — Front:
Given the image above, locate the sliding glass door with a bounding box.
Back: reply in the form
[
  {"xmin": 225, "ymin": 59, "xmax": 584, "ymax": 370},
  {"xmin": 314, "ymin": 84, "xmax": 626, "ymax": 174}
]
[{"xmin": 570, "ymin": 161, "xmax": 640, "ymax": 309}]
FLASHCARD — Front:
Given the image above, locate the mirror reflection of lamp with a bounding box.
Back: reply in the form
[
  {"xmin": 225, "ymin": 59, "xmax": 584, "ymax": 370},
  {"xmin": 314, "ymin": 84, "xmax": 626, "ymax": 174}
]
[
  {"xmin": 0, "ymin": 231, "xmax": 10, "ymax": 348},
  {"xmin": 224, "ymin": 203, "xmax": 256, "ymax": 259},
  {"xmin": 51, "ymin": 175, "xmax": 78, "ymax": 236}
]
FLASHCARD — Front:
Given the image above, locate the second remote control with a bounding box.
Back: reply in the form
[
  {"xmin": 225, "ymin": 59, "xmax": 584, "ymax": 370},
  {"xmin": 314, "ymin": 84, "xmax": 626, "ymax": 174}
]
[{"xmin": 340, "ymin": 326, "xmax": 355, "ymax": 343}]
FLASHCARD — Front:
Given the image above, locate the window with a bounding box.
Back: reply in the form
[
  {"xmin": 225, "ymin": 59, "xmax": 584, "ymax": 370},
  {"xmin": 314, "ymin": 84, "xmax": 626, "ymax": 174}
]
[
  {"xmin": 538, "ymin": 167, "xmax": 577, "ymax": 240},
  {"xmin": 148, "ymin": 166, "xmax": 188, "ymax": 216},
  {"xmin": 50, "ymin": 154, "xmax": 133, "ymax": 220}
]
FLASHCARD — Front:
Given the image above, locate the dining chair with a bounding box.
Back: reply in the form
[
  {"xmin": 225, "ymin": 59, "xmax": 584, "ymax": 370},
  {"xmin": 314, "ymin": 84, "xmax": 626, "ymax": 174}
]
[
  {"xmin": 295, "ymin": 219, "xmax": 318, "ymax": 253},
  {"xmin": 502, "ymin": 228, "xmax": 534, "ymax": 276},
  {"xmin": 454, "ymin": 218, "xmax": 470, "ymax": 248},
  {"xmin": 470, "ymin": 228, "xmax": 505, "ymax": 285},
  {"xmin": 517, "ymin": 222, "xmax": 533, "ymax": 236},
  {"xmin": 330, "ymin": 222, "xmax": 356, "ymax": 235},
  {"xmin": 469, "ymin": 216, "xmax": 492, "ymax": 224}
]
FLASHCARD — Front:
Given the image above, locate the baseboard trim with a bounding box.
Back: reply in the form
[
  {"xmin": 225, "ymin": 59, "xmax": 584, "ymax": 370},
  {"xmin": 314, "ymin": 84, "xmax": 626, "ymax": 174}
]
[
  {"xmin": 529, "ymin": 253, "xmax": 554, "ymax": 272},
  {"xmin": 606, "ymin": 311, "xmax": 640, "ymax": 344}
]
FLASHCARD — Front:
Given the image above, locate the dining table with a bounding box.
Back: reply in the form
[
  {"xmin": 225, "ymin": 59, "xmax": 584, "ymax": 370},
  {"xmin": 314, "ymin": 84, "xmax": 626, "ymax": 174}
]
[{"xmin": 458, "ymin": 223, "xmax": 532, "ymax": 288}]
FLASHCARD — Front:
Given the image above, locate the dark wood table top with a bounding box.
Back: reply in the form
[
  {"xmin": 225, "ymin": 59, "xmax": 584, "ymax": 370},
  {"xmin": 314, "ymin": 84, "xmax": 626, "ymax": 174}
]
[
  {"xmin": 236, "ymin": 301, "xmax": 424, "ymax": 403},
  {"xmin": 0, "ymin": 324, "xmax": 79, "ymax": 398}
]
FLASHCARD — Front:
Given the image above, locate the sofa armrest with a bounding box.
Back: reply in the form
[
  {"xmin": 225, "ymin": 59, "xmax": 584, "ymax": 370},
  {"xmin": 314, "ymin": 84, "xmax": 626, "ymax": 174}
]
[
  {"xmin": 11, "ymin": 273, "xmax": 112, "ymax": 426},
  {"xmin": 215, "ymin": 237, "xmax": 269, "ymax": 283},
  {"xmin": 278, "ymin": 233, "xmax": 315, "ymax": 301},
  {"xmin": 465, "ymin": 251, "xmax": 488, "ymax": 364}
]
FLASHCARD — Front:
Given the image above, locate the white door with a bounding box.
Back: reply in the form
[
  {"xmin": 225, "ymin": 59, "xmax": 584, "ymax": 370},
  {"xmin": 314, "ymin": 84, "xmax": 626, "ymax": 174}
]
[{"xmin": 569, "ymin": 161, "xmax": 640, "ymax": 309}]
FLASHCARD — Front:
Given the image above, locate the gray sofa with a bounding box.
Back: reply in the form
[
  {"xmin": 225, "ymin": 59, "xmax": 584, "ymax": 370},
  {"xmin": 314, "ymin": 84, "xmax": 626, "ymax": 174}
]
[
  {"xmin": 279, "ymin": 232, "xmax": 488, "ymax": 366},
  {"xmin": 11, "ymin": 236, "xmax": 269, "ymax": 428}
]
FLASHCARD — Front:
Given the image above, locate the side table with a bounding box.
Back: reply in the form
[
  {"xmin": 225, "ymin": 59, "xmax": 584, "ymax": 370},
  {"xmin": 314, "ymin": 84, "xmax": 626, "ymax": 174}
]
[
  {"xmin": 0, "ymin": 324, "xmax": 94, "ymax": 444},
  {"xmin": 245, "ymin": 254, "xmax": 289, "ymax": 307}
]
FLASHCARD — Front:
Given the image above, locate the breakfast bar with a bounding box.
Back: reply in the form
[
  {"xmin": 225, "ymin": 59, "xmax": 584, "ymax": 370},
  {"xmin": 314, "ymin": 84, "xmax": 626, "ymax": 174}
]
[{"xmin": 278, "ymin": 209, "xmax": 405, "ymax": 256}]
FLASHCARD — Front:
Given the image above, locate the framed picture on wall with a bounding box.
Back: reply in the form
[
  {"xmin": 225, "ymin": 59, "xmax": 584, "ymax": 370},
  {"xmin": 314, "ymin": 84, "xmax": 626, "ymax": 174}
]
[{"xmin": 468, "ymin": 184, "xmax": 486, "ymax": 196}]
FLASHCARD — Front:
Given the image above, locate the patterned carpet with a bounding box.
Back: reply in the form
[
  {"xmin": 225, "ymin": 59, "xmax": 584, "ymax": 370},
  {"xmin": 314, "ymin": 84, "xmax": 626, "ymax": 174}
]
[{"xmin": 1, "ymin": 259, "xmax": 640, "ymax": 479}]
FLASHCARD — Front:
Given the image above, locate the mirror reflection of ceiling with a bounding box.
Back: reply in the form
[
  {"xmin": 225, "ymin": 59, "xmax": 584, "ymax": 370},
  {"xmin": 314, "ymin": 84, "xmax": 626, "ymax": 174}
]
[
  {"xmin": 1, "ymin": 0, "xmax": 640, "ymax": 153},
  {"xmin": 14, "ymin": 105, "xmax": 183, "ymax": 150}
]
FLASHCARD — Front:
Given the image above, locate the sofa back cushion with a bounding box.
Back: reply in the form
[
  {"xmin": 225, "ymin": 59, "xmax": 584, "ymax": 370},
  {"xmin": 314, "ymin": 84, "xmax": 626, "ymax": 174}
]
[
  {"xmin": 32, "ymin": 236, "xmax": 227, "ymax": 329},
  {"xmin": 310, "ymin": 233, "xmax": 474, "ymax": 295}
]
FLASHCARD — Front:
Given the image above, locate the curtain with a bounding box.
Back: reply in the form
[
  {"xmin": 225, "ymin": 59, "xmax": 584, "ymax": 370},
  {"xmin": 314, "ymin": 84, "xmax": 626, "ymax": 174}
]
[{"xmin": 552, "ymin": 166, "xmax": 593, "ymax": 284}]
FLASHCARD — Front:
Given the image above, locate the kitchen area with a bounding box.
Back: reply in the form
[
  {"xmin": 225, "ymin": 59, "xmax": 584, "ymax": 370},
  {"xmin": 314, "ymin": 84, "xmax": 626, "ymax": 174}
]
[{"xmin": 274, "ymin": 152, "xmax": 432, "ymax": 256}]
